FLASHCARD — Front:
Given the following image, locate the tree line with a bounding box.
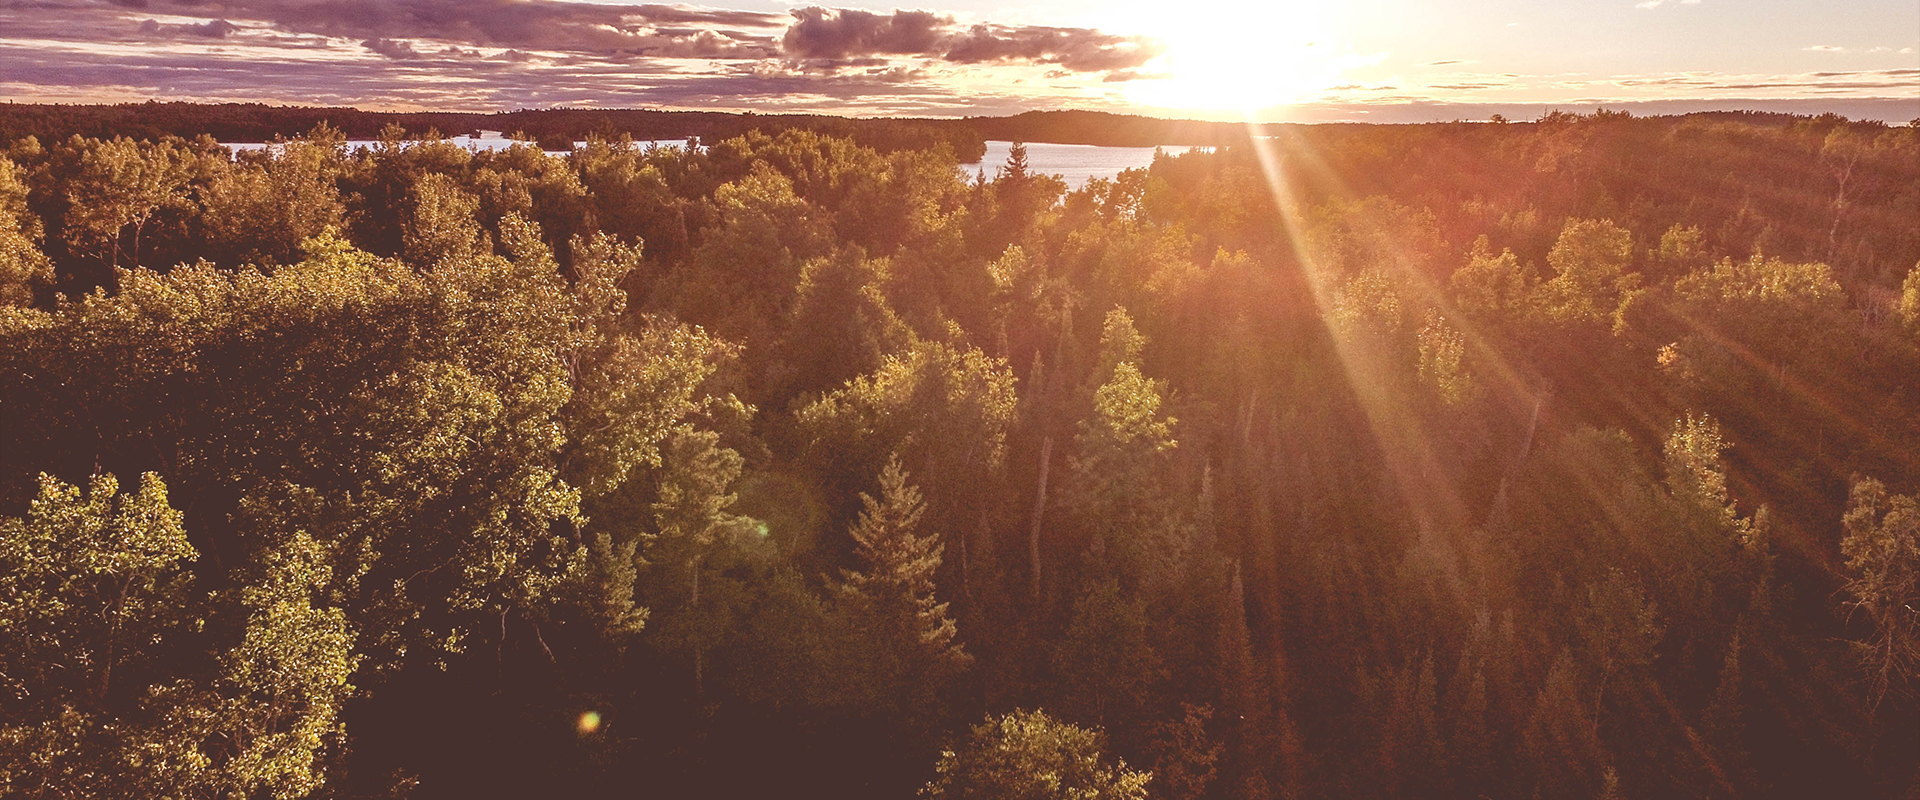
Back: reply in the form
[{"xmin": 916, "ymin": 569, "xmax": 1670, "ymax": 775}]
[{"xmin": 1, "ymin": 111, "xmax": 1918, "ymax": 798}]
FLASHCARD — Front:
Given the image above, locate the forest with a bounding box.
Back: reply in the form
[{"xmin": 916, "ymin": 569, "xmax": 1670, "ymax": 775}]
[
  {"xmin": 1, "ymin": 108, "xmax": 1918, "ymax": 799},
  {"xmin": 0, "ymin": 102, "xmax": 1263, "ymax": 160}
]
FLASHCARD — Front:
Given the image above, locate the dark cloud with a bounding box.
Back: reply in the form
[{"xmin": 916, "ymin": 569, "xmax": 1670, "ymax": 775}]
[
  {"xmin": 219, "ymin": 0, "xmax": 786, "ymax": 57},
  {"xmin": 11, "ymin": 0, "xmax": 787, "ymax": 57},
  {"xmin": 361, "ymin": 37, "xmax": 421, "ymax": 60},
  {"xmin": 139, "ymin": 17, "xmax": 240, "ymax": 37},
  {"xmin": 782, "ymin": 8, "xmax": 946, "ymax": 59},
  {"xmin": 6, "ymin": 0, "xmax": 1156, "ymax": 80},
  {"xmin": 781, "ymin": 7, "xmax": 1159, "ymax": 73},
  {"xmin": 0, "ymin": 33, "xmax": 979, "ymax": 115}
]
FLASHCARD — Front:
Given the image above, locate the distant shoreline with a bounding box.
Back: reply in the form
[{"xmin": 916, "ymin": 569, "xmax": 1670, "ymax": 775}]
[{"xmin": 3, "ymin": 101, "xmax": 1911, "ymax": 158}]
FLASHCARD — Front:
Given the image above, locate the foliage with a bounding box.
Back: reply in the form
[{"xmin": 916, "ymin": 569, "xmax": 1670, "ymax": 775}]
[
  {"xmin": 1841, "ymin": 477, "xmax": 1920, "ymax": 706},
  {"xmin": 835, "ymin": 457, "xmax": 969, "ymax": 725},
  {"xmin": 0, "ymin": 113, "xmax": 1916, "ymax": 798},
  {"xmin": 0, "ymin": 157, "xmax": 51, "ymax": 307},
  {"xmin": 923, "ymin": 709, "xmax": 1151, "ymax": 800},
  {"xmin": 0, "ymin": 474, "xmax": 353, "ymax": 800}
]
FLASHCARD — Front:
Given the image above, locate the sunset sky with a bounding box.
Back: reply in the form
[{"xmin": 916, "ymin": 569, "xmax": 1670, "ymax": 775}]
[{"xmin": 2, "ymin": 0, "xmax": 1915, "ymax": 121}]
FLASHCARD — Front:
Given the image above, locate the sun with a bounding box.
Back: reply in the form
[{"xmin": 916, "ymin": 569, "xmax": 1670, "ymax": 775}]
[{"xmin": 1101, "ymin": 0, "xmax": 1352, "ymax": 115}]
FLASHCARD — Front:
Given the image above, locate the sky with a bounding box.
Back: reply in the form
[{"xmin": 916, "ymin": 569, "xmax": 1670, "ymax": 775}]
[{"xmin": 1, "ymin": 0, "xmax": 1915, "ymax": 122}]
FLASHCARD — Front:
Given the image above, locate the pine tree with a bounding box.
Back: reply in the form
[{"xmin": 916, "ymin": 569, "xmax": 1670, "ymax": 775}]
[
  {"xmin": 838, "ymin": 456, "xmax": 968, "ymax": 719},
  {"xmin": 1000, "ymin": 141, "xmax": 1031, "ymax": 183}
]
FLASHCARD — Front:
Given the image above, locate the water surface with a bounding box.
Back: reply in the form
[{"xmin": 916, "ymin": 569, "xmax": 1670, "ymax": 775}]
[
  {"xmin": 970, "ymin": 141, "xmax": 1211, "ymax": 189},
  {"xmin": 225, "ymin": 134, "xmax": 1209, "ymax": 189}
]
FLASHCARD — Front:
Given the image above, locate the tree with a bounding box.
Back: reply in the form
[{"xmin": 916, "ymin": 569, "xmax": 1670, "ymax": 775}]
[
  {"xmin": 1051, "ymin": 579, "xmax": 1162, "ymax": 732},
  {"xmin": 1141, "ymin": 703, "xmax": 1222, "ymax": 800},
  {"xmin": 200, "ymin": 529, "xmax": 357, "ymax": 800},
  {"xmin": 1543, "ymin": 218, "xmax": 1637, "ymax": 324},
  {"xmin": 771, "ymin": 246, "xmax": 913, "ymax": 406},
  {"xmin": 664, "ymin": 161, "xmax": 832, "ymax": 351},
  {"xmin": 469, "ymin": 142, "xmax": 592, "ymax": 259},
  {"xmin": 1000, "ymin": 142, "xmax": 1031, "ymax": 184},
  {"xmin": 1841, "ymin": 477, "xmax": 1920, "ymax": 707},
  {"xmin": 798, "ymin": 337, "xmax": 1020, "ymax": 577},
  {"xmin": 1649, "ymin": 223, "xmax": 1709, "ymax": 278},
  {"xmin": 1064, "ymin": 308, "xmax": 1181, "ymax": 588},
  {"xmin": 0, "ymin": 155, "xmax": 50, "ymax": 307},
  {"xmin": 0, "ymin": 216, "xmax": 731, "ymax": 680},
  {"xmin": 990, "ymin": 141, "xmax": 1061, "ymax": 250},
  {"xmin": 1519, "ymin": 651, "xmax": 1607, "ymax": 799},
  {"xmin": 1899, "ymin": 262, "xmax": 1920, "ymax": 333},
  {"xmin": 836, "ymin": 456, "xmax": 969, "ymax": 720},
  {"xmin": 633, "ymin": 427, "xmax": 750, "ymax": 689},
  {"xmin": 0, "ymin": 473, "xmax": 353, "ymax": 800},
  {"xmin": 200, "ymin": 126, "xmax": 347, "ymax": 268},
  {"xmin": 60, "ymin": 136, "xmax": 200, "ymax": 273},
  {"xmin": 571, "ymin": 137, "xmax": 691, "ymax": 266},
  {"xmin": 0, "ymin": 472, "xmax": 194, "ymax": 798},
  {"xmin": 1450, "ymin": 235, "xmax": 1538, "ymax": 319},
  {"xmin": 0, "ymin": 472, "xmax": 195, "ymax": 723},
  {"xmin": 923, "ymin": 709, "xmax": 1151, "ymax": 800},
  {"xmin": 401, "ymin": 171, "xmax": 487, "ymax": 267}
]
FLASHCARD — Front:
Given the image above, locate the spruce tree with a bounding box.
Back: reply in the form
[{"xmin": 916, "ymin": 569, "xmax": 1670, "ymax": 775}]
[{"xmin": 838, "ymin": 456, "xmax": 968, "ymax": 719}]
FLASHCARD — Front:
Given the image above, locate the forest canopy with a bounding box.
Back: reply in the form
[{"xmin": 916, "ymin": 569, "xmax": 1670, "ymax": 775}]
[{"xmin": 2, "ymin": 108, "xmax": 1919, "ymax": 799}]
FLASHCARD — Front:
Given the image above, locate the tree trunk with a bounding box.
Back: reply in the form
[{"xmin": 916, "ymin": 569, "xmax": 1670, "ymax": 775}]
[
  {"xmin": 1028, "ymin": 435, "xmax": 1052, "ymax": 602},
  {"xmin": 690, "ymin": 554, "xmax": 703, "ymax": 696}
]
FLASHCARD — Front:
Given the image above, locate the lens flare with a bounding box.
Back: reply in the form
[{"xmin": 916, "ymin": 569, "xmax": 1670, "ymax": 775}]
[{"xmin": 576, "ymin": 710, "xmax": 602, "ymax": 735}]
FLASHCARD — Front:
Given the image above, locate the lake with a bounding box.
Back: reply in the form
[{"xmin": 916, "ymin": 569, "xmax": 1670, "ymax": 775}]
[
  {"xmin": 226, "ymin": 134, "xmax": 1209, "ymax": 189},
  {"xmin": 966, "ymin": 141, "xmax": 1211, "ymax": 189}
]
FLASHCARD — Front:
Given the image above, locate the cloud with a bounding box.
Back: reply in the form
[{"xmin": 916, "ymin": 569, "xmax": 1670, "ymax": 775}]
[
  {"xmin": 8, "ymin": 1, "xmax": 1155, "ymax": 83},
  {"xmin": 361, "ymin": 38, "xmax": 423, "ymax": 60},
  {"xmin": 222, "ymin": 0, "xmax": 789, "ymax": 47},
  {"xmin": 0, "ymin": 0, "xmax": 1912, "ymax": 121},
  {"xmin": 781, "ymin": 8, "xmax": 1159, "ymax": 73},
  {"xmin": 1804, "ymin": 45, "xmax": 1846, "ymax": 52},
  {"xmin": 782, "ymin": 8, "xmax": 947, "ymax": 59},
  {"xmin": 35, "ymin": 0, "xmax": 789, "ymax": 58},
  {"xmin": 941, "ymin": 24, "xmax": 1160, "ymax": 71},
  {"xmin": 1258, "ymin": 97, "xmax": 1911, "ymax": 125},
  {"xmin": 139, "ymin": 18, "xmax": 242, "ymax": 38}
]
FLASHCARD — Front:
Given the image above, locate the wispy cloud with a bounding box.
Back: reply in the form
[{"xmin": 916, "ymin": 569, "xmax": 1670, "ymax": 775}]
[{"xmin": 1804, "ymin": 45, "xmax": 1846, "ymax": 52}]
